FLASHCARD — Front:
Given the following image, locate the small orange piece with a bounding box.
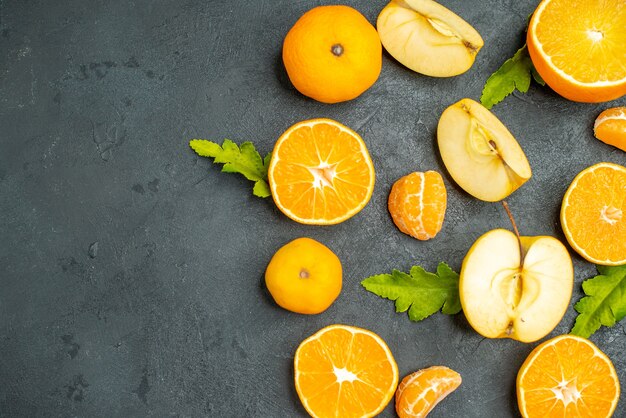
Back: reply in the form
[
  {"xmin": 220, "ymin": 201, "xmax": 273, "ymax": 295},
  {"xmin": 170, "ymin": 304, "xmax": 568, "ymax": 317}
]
[
  {"xmin": 561, "ymin": 162, "xmax": 626, "ymax": 265},
  {"xmin": 527, "ymin": 0, "xmax": 626, "ymax": 102},
  {"xmin": 594, "ymin": 107, "xmax": 626, "ymax": 152},
  {"xmin": 395, "ymin": 366, "xmax": 462, "ymax": 418},
  {"xmin": 268, "ymin": 118, "xmax": 375, "ymax": 225},
  {"xmin": 265, "ymin": 237, "xmax": 342, "ymax": 314},
  {"xmin": 517, "ymin": 334, "xmax": 620, "ymax": 418},
  {"xmin": 282, "ymin": 5, "xmax": 382, "ymax": 103},
  {"xmin": 388, "ymin": 171, "xmax": 447, "ymax": 240},
  {"xmin": 294, "ymin": 324, "xmax": 399, "ymax": 418}
]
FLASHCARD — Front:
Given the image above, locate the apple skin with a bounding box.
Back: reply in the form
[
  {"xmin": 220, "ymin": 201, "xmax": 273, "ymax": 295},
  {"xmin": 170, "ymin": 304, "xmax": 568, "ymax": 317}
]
[
  {"xmin": 377, "ymin": 0, "xmax": 483, "ymax": 77},
  {"xmin": 459, "ymin": 229, "xmax": 573, "ymax": 343},
  {"xmin": 437, "ymin": 98, "xmax": 532, "ymax": 202}
]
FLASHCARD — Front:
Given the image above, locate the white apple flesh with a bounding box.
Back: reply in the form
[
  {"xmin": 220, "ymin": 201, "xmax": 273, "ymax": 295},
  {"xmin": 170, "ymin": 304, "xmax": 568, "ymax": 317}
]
[
  {"xmin": 377, "ymin": 0, "xmax": 483, "ymax": 77},
  {"xmin": 438, "ymin": 98, "xmax": 532, "ymax": 202},
  {"xmin": 460, "ymin": 229, "xmax": 573, "ymax": 343}
]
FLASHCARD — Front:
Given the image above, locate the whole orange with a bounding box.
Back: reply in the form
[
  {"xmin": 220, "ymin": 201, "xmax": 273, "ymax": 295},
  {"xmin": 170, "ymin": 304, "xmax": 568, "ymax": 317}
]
[
  {"xmin": 282, "ymin": 5, "xmax": 382, "ymax": 104},
  {"xmin": 265, "ymin": 237, "xmax": 342, "ymax": 314}
]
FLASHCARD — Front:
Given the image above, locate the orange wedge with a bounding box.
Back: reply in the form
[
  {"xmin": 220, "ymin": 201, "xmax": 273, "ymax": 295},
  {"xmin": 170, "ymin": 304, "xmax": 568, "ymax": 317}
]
[
  {"xmin": 388, "ymin": 171, "xmax": 447, "ymax": 241},
  {"xmin": 517, "ymin": 334, "xmax": 620, "ymax": 418},
  {"xmin": 561, "ymin": 162, "xmax": 626, "ymax": 265},
  {"xmin": 527, "ymin": 0, "xmax": 626, "ymax": 102},
  {"xmin": 395, "ymin": 366, "xmax": 462, "ymax": 417},
  {"xmin": 294, "ymin": 324, "xmax": 399, "ymax": 418},
  {"xmin": 268, "ymin": 119, "xmax": 375, "ymax": 225},
  {"xmin": 594, "ymin": 107, "xmax": 626, "ymax": 152}
]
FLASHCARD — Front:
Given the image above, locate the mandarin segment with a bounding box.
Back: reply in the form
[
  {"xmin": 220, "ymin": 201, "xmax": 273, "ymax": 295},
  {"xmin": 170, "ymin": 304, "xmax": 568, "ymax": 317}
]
[
  {"xmin": 294, "ymin": 325, "xmax": 399, "ymax": 418},
  {"xmin": 527, "ymin": 0, "xmax": 626, "ymax": 102},
  {"xmin": 517, "ymin": 335, "xmax": 620, "ymax": 418},
  {"xmin": 561, "ymin": 162, "xmax": 626, "ymax": 265},
  {"xmin": 395, "ymin": 366, "xmax": 462, "ymax": 418},
  {"xmin": 268, "ymin": 119, "xmax": 375, "ymax": 225},
  {"xmin": 594, "ymin": 107, "xmax": 626, "ymax": 152},
  {"xmin": 388, "ymin": 171, "xmax": 447, "ymax": 240}
]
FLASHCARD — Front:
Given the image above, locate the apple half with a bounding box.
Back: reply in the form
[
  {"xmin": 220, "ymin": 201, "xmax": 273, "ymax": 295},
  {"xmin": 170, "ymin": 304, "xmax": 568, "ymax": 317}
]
[
  {"xmin": 460, "ymin": 229, "xmax": 573, "ymax": 343},
  {"xmin": 437, "ymin": 98, "xmax": 532, "ymax": 202},
  {"xmin": 377, "ymin": 0, "xmax": 483, "ymax": 77}
]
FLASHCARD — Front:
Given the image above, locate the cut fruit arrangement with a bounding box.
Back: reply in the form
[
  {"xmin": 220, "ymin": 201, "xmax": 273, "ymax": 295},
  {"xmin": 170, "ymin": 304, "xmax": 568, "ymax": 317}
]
[{"xmin": 188, "ymin": 0, "xmax": 626, "ymax": 416}]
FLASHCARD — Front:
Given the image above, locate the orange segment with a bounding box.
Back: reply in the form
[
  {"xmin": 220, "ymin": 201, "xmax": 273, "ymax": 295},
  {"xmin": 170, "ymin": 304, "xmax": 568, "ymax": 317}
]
[
  {"xmin": 294, "ymin": 324, "xmax": 399, "ymax": 418},
  {"xmin": 594, "ymin": 107, "xmax": 626, "ymax": 152},
  {"xmin": 268, "ymin": 119, "xmax": 375, "ymax": 225},
  {"xmin": 561, "ymin": 162, "xmax": 626, "ymax": 265},
  {"xmin": 395, "ymin": 366, "xmax": 462, "ymax": 418},
  {"xmin": 527, "ymin": 0, "xmax": 626, "ymax": 102},
  {"xmin": 517, "ymin": 334, "xmax": 620, "ymax": 418},
  {"xmin": 388, "ymin": 171, "xmax": 447, "ymax": 240}
]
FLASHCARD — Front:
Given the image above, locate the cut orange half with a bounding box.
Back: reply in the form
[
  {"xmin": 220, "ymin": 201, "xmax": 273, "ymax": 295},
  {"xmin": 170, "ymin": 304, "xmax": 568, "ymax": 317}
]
[
  {"xmin": 294, "ymin": 324, "xmax": 399, "ymax": 418},
  {"xmin": 561, "ymin": 162, "xmax": 626, "ymax": 265},
  {"xmin": 268, "ymin": 119, "xmax": 375, "ymax": 225},
  {"xmin": 517, "ymin": 334, "xmax": 620, "ymax": 418},
  {"xmin": 527, "ymin": 0, "xmax": 626, "ymax": 103}
]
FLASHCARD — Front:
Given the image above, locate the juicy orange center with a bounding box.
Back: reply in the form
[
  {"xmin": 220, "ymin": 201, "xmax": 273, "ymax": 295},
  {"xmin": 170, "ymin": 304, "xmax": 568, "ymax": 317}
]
[{"xmin": 534, "ymin": 0, "xmax": 626, "ymax": 83}]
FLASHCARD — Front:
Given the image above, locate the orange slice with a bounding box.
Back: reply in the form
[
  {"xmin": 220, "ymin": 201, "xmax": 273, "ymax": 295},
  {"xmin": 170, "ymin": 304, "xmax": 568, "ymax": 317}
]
[
  {"xmin": 294, "ymin": 324, "xmax": 399, "ymax": 418},
  {"xmin": 517, "ymin": 334, "xmax": 620, "ymax": 418},
  {"xmin": 561, "ymin": 162, "xmax": 626, "ymax": 265},
  {"xmin": 388, "ymin": 171, "xmax": 447, "ymax": 240},
  {"xmin": 268, "ymin": 119, "xmax": 375, "ymax": 225},
  {"xmin": 527, "ymin": 0, "xmax": 626, "ymax": 102},
  {"xmin": 594, "ymin": 107, "xmax": 626, "ymax": 152},
  {"xmin": 395, "ymin": 366, "xmax": 462, "ymax": 418}
]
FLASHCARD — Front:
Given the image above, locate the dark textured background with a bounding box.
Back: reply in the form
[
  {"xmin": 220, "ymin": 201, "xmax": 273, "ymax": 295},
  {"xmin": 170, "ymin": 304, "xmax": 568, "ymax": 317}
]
[{"xmin": 1, "ymin": 0, "xmax": 626, "ymax": 416}]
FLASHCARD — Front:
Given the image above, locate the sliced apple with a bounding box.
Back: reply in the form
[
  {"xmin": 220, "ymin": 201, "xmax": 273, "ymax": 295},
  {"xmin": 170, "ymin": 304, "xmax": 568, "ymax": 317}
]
[
  {"xmin": 459, "ymin": 229, "xmax": 573, "ymax": 343},
  {"xmin": 376, "ymin": 0, "xmax": 483, "ymax": 77},
  {"xmin": 437, "ymin": 98, "xmax": 532, "ymax": 202}
]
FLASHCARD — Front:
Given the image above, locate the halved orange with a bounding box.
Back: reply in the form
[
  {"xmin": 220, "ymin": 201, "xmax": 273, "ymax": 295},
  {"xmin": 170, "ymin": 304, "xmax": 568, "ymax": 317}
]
[
  {"xmin": 561, "ymin": 162, "xmax": 626, "ymax": 265},
  {"xmin": 395, "ymin": 366, "xmax": 462, "ymax": 418},
  {"xmin": 594, "ymin": 107, "xmax": 626, "ymax": 152},
  {"xmin": 294, "ymin": 324, "xmax": 398, "ymax": 418},
  {"xmin": 268, "ymin": 119, "xmax": 375, "ymax": 225},
  {"xmin": 517, "ymin": 334, "xmax": 620, "ymax": 418},
  {"xmin": 527, "ymin": 0, "xmax": 626, "ymax": 102}
]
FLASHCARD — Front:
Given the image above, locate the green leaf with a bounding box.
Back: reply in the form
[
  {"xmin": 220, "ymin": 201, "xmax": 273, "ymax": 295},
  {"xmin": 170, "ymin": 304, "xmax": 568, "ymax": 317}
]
[
  {"xmin": 189, "ymin": 139, "xmax": 270, "ymax": 198},
  {"xmin": 570, "ymin": 265, "xmax": 626, "ymax": 338},
  {"xmin": 361, "ymin": 262, "xmax": 461, "ymax": 322},
  {"xmin": 531, "ymin": 66, "xmax": 545, "ymax": 86},
  {"xmin": 252, "ymin": 180, "xmax": 271, "ymax": 198},
  {"xmin": 189, "ymin": 139, "xmax": 222, "ymax": 157},
  {"xmin": 480, "ymin": 45, "xmax": 533, "ymax": 109}
]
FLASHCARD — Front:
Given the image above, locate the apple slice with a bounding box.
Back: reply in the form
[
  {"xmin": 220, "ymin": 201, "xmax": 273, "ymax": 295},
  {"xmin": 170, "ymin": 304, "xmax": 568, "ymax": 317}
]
[
  {"xmin": 437, "ymin": 98, "xmax": 532, "ymax": 202},
  {"xmin": 459, "ymin": 229, "xmax": 573, "ymax": 343},
  {"xmin": 377, "ymin": 0, "xmax": 483, "ymax": 77}
]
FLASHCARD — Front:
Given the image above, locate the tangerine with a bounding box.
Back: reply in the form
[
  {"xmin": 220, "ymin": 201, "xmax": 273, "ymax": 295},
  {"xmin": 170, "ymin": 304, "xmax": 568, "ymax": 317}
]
[{"xmin": 282, "ymin": 5, "xmax": 382, "ymax": 103}]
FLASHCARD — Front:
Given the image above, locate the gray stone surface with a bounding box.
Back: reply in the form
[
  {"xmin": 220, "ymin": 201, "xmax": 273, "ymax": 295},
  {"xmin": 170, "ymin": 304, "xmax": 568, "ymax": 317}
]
[{"xmin": 1, "ymin": 0, "xmax": 625, "ymax": 416}]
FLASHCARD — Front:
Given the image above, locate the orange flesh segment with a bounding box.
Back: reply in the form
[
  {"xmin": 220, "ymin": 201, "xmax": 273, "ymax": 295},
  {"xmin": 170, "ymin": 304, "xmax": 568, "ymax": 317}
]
[
  {"xmin": 395, "ymin": 366, "xmax": 462, "ymax": 418},
  {"xmin": 533, "ymin": 0, "xmax": 626, "ymax": 84},
  {"xmin": 294, "ymin": 325, "xmax": 398, "ymax": 418},
  {"xmin": 561, "ymin": 163, "xmax": 626, "ymax": 264},
  {"xmin": 270, "ymin": 119, "xmax": 374, "ymax": 224},
  {"xmin": 594, "ymin": 107, "xmax": 626, "ymax": 151},
  {"xmin": 388, "ymin": 171, "xmax": 447, "ymax": 240}
]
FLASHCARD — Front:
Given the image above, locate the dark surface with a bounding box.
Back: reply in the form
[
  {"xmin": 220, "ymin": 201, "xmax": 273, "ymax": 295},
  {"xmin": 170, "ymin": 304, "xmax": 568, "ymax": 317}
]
[{"xmin": 1, "ymin": 0, "xmax": 626, "ymax": 416}]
